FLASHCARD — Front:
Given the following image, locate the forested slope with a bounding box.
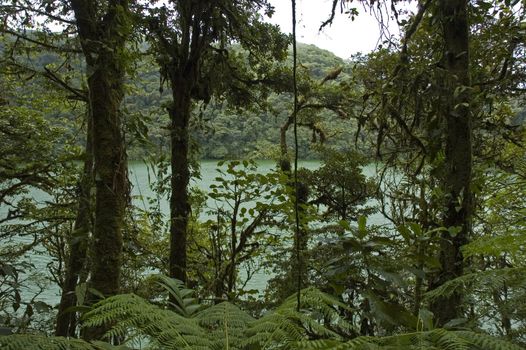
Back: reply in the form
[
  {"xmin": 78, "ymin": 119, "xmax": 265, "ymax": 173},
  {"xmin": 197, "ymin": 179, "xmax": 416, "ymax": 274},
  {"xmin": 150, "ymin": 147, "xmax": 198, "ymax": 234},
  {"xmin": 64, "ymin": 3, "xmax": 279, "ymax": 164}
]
[{"xmin": 125, "ymin": 43, "xmax": 351, "ymax": 159}]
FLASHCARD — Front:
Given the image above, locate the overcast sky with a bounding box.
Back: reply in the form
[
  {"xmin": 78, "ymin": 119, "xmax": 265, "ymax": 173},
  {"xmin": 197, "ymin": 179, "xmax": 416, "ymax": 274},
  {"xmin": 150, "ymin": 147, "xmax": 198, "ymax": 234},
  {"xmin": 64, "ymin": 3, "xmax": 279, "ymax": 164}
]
[{"xmin": 267, "ymin": 0, "xmax": 407, "ymax": 59}]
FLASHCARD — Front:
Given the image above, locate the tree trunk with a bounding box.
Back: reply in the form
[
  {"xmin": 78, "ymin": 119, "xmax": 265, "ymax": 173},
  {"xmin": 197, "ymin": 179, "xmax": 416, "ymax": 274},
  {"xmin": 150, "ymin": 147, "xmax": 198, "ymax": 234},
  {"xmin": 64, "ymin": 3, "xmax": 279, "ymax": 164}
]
[
  {"xmin": 279, "ymin": 119, "xmax": 309, "ymax": 295},
  {"xmin": 55, "ymin": 112, "xmax": 93, "ymax": 337},
  {"xmin": 168, "ymin": 76, "xmax": 193, "ymax": 283},
  {"xmin": 69, "ymin": 0, "xmax": 130, "ymax": 340},
  {"xmin": 430, "ymin": 0, "xmax": 472, "ymax": 326}
]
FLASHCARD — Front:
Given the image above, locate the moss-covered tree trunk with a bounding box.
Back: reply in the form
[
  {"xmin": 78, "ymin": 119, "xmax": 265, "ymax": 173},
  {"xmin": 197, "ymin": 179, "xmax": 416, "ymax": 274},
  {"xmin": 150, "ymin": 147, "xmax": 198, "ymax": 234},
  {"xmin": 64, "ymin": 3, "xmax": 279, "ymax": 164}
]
[
  {"xmin": 430, "ymin": 0, "xmax": 472, "ymax": 326},
  {"xmin": 168, "ymin": 75, "xmax": 194, "ymax": 283},
  {"xmin": 69, "ymin": 0, "xmax": 130, "ymax": 340},
  {"xmin": 55, "ymin": 112, "xmax": 93, "ymax": 337}
]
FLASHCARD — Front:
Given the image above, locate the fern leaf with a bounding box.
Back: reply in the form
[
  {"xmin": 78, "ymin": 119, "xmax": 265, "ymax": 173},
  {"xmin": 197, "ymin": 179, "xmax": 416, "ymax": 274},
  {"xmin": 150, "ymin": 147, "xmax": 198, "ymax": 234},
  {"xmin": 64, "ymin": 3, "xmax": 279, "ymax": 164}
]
[
  {"xmin": 0, "ymin": 334, "xmax": 105, "ymax": 350},
  {"xmin": 425, "ymin": 267, "xmax": 526, "ymax": 302},
  {"xmin": 456, "ymin": 331, "xmax": 525, "ymax": 350},
  {"xmin": 196, "ymin": 301, "xmax": 254, "ymax": 349},
  {"xmin": 83, "ymin": 293, "xmax": 210, "ymax": 348}
]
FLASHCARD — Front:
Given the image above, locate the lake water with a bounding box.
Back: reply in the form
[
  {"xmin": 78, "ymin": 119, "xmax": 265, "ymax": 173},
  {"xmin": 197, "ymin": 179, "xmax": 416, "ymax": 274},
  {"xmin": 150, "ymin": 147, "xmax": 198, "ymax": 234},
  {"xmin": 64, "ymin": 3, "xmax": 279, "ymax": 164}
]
[{"xmin": 4, "ymin": 160, "xmax": 383, "ymax": 307}]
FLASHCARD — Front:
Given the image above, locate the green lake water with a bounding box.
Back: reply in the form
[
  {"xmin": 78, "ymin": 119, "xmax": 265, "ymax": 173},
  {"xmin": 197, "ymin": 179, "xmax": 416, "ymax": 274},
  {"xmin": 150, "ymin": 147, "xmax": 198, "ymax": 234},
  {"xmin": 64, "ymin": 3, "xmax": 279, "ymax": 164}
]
[{"xmin": 5, "ymin": 160, "xmax": 385, "ymax": 307}]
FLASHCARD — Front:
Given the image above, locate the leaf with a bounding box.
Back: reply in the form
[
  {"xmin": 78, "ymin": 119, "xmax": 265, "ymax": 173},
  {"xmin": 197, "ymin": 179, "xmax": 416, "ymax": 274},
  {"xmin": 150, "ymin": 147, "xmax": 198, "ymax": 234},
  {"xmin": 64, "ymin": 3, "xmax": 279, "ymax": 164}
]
[
  {"xmin": 397, "ymin": 224, "xmax": 412, "ymax": 242},
  {"xmin": 76, "ymin": 282, "xmax": 88, "ymax": 305},
  {"xmin": 447, "ymin": 225, "xmax": 462, "ymax": 237},
  {"xmin": 0, "ymin": 264, "xmax": 16, "ymax": 278},
  {"xmin": 88, "ymin": 287, "xmax": 105, "ymax": 300},
  {"xmin": 338, "ymin": 219, "xmax": 351, "ymax": 230},
  {"xmin": 357, "ymin": 215, "xmax": 367, "ymax": 239},
  {"xmin": 33, "ymin": 301, "xmax": 52, "ymax": 313},
  {"xmin": 13, "ymin": 290, "xmax": 21, "ymax": 312},
  {"xmin": 367, "ymin": 294, "xmax": 417, "ymax": 329},
  {"xmin": 443, "ymin": 318, "xmax": 468, "ymax": 329},
  {"xmin": 418, "ymin": 309, "xmax": 435, "ymax": 331}
]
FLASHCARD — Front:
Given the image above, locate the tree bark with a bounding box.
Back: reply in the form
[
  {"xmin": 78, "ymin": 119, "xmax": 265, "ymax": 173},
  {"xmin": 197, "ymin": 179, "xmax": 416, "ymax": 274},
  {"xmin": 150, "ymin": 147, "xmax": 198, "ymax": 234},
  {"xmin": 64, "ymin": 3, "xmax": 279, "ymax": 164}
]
[
  {"xmin": 69, "ymin": 0, "xmax": 130, "ymax": 340},
  {"xmin": 430, "ymin": 0, "xmax": 472, "ymax": 326},
  {"xmin": 55, "ymin": 112, "xmax": 93, "ymax": 337},
  {"xmin": 168, "ymin": 76, "xmax": 193, "ymax": 283}
]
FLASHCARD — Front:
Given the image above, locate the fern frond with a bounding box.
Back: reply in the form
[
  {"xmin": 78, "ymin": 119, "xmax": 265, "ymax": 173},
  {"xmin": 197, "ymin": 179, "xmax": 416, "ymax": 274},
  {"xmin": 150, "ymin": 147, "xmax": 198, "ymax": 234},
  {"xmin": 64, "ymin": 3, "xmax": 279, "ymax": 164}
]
[
  {"xmin": 0, "ymin": 334, "xmax": 104, "ymax": 350},
  {"xmin": 298, "ymin": 328, "xmax": 525, "ymax": 350},
  {"xmin": 297, "ymin": 337, "xmax": 378, "ymax": 349},
  {"xmin": 244, "ymin": 288, "xmax": 354, "ymax": 349},
  {"xmin": 196, "ymin": 301, "xmax": 255, "ymax": 349},
  {"xmin": 455, "ymin": 331, "xmax": 525, "ymax": 350},
  {"xmin": 153, "ymin": 274, "xmax": 201, "ymax": 316},
  {"xmin": 463, "ymin": 233, "xmax": 526, "ymax": 259},
  {"xmin": 83, "ymin": 293, "xmax": 210, "ymax": 349},
  {"xmin": 425, "ymin": 267, "xmax": 526, "ymax": 302}
]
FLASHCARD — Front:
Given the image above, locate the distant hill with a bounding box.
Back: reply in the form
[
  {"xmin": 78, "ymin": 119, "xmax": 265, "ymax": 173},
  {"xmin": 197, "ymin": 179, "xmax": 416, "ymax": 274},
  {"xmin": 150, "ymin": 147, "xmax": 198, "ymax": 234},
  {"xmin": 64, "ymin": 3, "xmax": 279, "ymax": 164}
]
[
  {"xmin": 1, "ymin": 34, "xmax": 353, "ymax": 159},
  {"xmin": 125, "ymin": 42, "xmax": 351, "ymax": 160}
]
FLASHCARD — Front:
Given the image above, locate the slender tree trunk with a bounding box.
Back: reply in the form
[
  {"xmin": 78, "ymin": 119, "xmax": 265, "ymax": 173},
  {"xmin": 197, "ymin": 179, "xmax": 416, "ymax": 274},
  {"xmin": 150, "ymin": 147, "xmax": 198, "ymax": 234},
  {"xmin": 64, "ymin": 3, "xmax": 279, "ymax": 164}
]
[
  {"xmin": 69, "ymin": 0, "xmax": 130, "ymax": 340},
  {"xmin": 168, "ymin": 76, "xmax": 193, "ymax": 283},
  {"xmin": 55, "ymin": 112, "xmax": 93, "ymax": 337},
  {"xmin": 430, "ymin": 0, "xmax": 472, "ymax": 326},
  {"xmin": 279, "ymin": 120, "xmax": 309, "ymax": 294}
]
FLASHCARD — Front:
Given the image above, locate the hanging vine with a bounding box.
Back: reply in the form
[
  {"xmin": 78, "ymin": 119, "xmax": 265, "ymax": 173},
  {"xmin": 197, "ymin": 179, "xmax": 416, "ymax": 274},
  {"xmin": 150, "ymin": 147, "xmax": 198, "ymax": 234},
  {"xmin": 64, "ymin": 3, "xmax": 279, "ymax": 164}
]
[{"xmin": 291, "ymin": 0, "xmax": 301, "ymax": 312}]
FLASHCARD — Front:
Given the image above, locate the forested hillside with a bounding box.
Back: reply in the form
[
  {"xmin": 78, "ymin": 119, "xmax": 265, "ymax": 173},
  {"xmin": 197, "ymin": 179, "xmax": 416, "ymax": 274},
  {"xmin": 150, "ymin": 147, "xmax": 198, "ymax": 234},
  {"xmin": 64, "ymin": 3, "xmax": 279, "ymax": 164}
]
[
  {"xmin": 1, "ymin": 1, "xmax": 525, "ymax": 349},
  {"xmin": 124, "ymin": 43, "xmax": 351, "ymax": 159}
]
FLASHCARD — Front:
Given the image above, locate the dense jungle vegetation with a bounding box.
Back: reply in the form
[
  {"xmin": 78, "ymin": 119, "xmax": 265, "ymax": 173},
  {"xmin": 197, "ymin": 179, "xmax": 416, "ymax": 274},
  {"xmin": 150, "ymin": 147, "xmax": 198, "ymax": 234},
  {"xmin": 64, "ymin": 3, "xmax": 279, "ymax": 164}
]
[{"xmin": 0, "ymin": 0, "xmax": 525, "ymax": 349}]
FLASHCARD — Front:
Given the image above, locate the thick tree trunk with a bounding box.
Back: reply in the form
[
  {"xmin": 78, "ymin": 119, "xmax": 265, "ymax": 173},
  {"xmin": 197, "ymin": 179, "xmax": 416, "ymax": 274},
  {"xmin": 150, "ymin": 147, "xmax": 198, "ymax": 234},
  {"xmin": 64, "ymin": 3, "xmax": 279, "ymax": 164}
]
[
  {"xmin": 69, "ymin": 0, "xmax": 130, "ymax": 340},
  {"xmin": 430, "ymin": 0, "xmax": 472, "ymax": 326},
  {"xmin": 85, "ymin": 60, "xmax": 128, "ymax": 340},
  {"xmin": 55, "ymin": 113, "xmax": 93, "ymax": 337},
  {"xmin": 168, "ymin": 77, "xmax": 193, "ymax": 283}
]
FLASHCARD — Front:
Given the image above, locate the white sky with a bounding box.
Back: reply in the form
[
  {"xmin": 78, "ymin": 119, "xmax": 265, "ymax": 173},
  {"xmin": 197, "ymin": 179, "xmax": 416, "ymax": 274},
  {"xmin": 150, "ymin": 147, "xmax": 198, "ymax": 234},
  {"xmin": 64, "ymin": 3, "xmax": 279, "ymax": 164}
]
[{"xmin": 267, "ymin": 0, "xmax": 407, "ymax": 59}]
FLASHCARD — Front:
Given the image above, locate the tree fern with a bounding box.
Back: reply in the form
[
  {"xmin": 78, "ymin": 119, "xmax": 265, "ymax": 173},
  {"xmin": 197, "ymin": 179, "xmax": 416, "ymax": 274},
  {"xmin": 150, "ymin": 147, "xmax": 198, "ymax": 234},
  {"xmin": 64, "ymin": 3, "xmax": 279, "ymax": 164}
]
[
  {"xmin": 243, "ymin": 287, "xmax": 354, "ymax": 349},
  {"xmin": 0, "ymin": 334, "xmax": 121, "ymax": 350},
  {"xmin": 297, "ymin": 329, "xmax": 525, "ymax": 350},
  {"xmin": 455, "ymin": 331, "xmax": 525, "ymax": 350},
  {"xmin": 152, "ymin": 274, "xmax": 201, "ymax": 317},
  {"xmin": 82, "ymin": 293, "xmax": 210, "ymax": 349},
  {"xmin": 2, "ymin": 283, "xmax": 523, "ymax": 350},
  {"xmin": 82, "ymin": 275, "xmax": 257, "ymax": 349},
  {"xmin": 196, "ymin": 301, "xmax": 255, "ymax": 350},
  {"xmin": 424, "ymin": 267, "xmax": 526, "ymax": 302}
]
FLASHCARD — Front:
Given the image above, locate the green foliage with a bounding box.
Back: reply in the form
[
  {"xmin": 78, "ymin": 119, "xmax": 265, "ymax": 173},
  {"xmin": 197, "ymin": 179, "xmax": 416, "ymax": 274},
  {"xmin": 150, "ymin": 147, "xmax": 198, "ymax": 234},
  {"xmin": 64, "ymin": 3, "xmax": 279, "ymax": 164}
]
[
  {"xmin": 84, "ymin": 293, "xmax": 210, "ymax": 348},
  {"xmin": 424, "ymin": 267, "xmax": 526, "ymax": 303},
  {"xmin": 0, "ymin": 59, "xmax": 82, "ymax": 333},
  {"xmin": 302, "ymin": 147, "xmax": 376, "ymax": 221},
  {"xmin": 244, "ymin": 287, "xmax": 353, "ymax": 349},
  {"xmin": 197, "ymin": 302, "xmax": 255, "ymax": 350},
  {"xmin": 188, "ymin": 160, "xmax": 288, "ymax": 300},
  {"xmin": 2, "ymin": 282, "xmax": 522, "ymax": 350},
  {"xmin": 298, "ymin": 329, "xmax": 525, "ymax": 349},
  {"xmin": 1, "ymin": 0, "xmax": 526, "ymax": 347},
  {"xmin": 80, "ymin": 283, "xmax": 356, "ymax": 349},
  {"xmin": 0, "ymin": 334, "xmax": 106, "ymax": 350},
  {"xmin": 152, "ymin": 274, "xmax": 201, "ymax": 317}
]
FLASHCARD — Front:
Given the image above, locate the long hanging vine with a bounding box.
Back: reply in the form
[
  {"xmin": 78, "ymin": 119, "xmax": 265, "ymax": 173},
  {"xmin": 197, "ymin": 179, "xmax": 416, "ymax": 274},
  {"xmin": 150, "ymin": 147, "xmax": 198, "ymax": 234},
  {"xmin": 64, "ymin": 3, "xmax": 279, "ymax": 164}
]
[{"xmin": 291, "ymin": 0, "xmax": 301, "ymax": 312}]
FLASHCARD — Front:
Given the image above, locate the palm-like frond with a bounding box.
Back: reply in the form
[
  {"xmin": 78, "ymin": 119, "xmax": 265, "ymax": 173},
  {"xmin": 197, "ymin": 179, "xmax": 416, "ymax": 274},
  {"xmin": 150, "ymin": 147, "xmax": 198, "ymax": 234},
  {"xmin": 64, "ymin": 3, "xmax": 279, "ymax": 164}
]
[
  {"xmin": 0, "ymin": 334, "xmax": 107, "ymax": 350},
  {"xmin": 424, "ymin": 267, "xmax": 526, "ymax": 302},
  {"xmin": 82, "ymin": 293, "xmax": 210, "ymax": 349},
  {"xmin": 297, "ymin": 329, "xmax": 525, "ymax": 350},
  {"xmin": 2, "ymin": 285, "xmax": 523, "ymax": 350},
  {"xmin": 196, "ymin": 301, "xmax": 255, "ymax": 349},
  {"xmin": 153, "ymin": 274, "xmax": 201, "ymax": 317},
  {"xmin": 455, "ymin": 331, "xmax": 525, "ymax": 350},
  {"xmin": 243, "ymin": 287, "xmax": 354, "ymax": 349}
]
